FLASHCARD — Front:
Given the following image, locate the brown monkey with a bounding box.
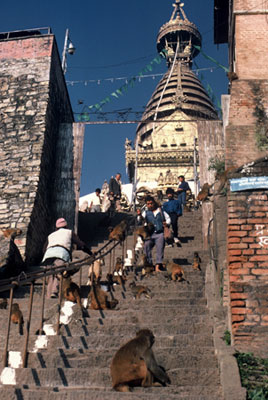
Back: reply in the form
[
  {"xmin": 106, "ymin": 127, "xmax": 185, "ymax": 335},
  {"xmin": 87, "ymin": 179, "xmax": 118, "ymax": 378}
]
[
  {"xmin": 110, "ymin": 329, "xmax": 170, "ymax": 392},
  {"xmin": 109, "ymin": 220, "xmax": 128, "ymax": 242},
  {"xmin": 11, "ymin": 303, "xmax": 24, "ymax": 335},
  {"xmin": 114, "ymin": 257, "xmax": 124, "ymax": 274},
  {"xmin": 90, "ymin": 284, "xmax": 118, "ymax": 310},
  {"xmin": 1, "ymin": 228, "xmax": 22, "ymax": 239},
  {"xmin": 215, "ymin": 166, "xmax": 236, "ymax": 194},
  {"xmin": 62, "ymin": 276, "xmax": 84, "ymax": 315},
  {"xmin": 164, "ymin": 260, "xmax": 189, "ymax": 283},
  {"xmin": 192, "ymin": 252, "xmax": 202, "ymax": 271},
  {"xmin": 135, "ymin": 223, "xmax": 154, "ymax": 241},
  {"xmin": 141, "ymin": 255, "xmax": 154, "ymax": 277},
  {"xmin": 0, "ymin": 228, "xmax": 24, "ymax": 280},
  {"xmin": 0, "ymin": 298, "xmax": 7, "ymax": 309},
  {"xmin": 87, "ymin": 259, "xmax": 102, "ymax": 285},
  {"xmin": 197, "ymin": 183, "xmax": 212, "ymax": 202},
  {"xmin": 129, "ymin": 281, "xmax": 151, "ymax": 299},
  {"xmin": 107, "ymin": 273, "xmax": 127, "ymax": 287}
]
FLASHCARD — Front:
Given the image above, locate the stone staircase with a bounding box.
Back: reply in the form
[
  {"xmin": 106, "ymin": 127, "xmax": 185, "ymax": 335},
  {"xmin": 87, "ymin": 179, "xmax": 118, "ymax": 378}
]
[{"xmin": 0, "ymin": 209, "xmax": 225, "ymax": 399}]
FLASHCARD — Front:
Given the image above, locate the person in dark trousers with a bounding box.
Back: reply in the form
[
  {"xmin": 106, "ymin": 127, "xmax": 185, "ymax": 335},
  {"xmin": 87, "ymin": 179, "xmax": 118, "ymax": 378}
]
[
  {"xmin": 177, "ymin": 175, "xmax": 191, "ymax": 210},
  {"xmin": 137, "ymin": 196, "xmax": 171, "ymax": 272},
  {"xmin": 109, "ymin": 173, "xmax": 122, "ymax": 212},
  {"xmin": 42, "ymin": 218, "xmax": 93, "ymax": 298},
  {"xmin": 163, "ymin": 188, "xmax": 182, "ymax": 245}
]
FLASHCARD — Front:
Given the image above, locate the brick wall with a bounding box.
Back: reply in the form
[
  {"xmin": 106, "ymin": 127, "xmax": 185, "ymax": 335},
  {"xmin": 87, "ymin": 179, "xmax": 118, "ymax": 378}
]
[
  {"xmin": 220, "ymin": 0, "xmax": 268, "ymax": 356},
  {"xmin": 225, "ymin": 80, "xmax": 268, "ymax": 169},
  {"xmin": 0, "ymin": 34, "xmax": 75, "ymax": 266},
  {"xmin": 227, "ymin": 187, "xmax": 268, "ymax": 355}
]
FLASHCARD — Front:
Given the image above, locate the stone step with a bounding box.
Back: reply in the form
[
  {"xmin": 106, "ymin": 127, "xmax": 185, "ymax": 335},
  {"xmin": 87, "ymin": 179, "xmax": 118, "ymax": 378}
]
[
  {"xmin": 26, "ymin": 348, "xmax": 218, "ymax": 370},
  {"xmin": 0, "ymin": 313, "xmax": 213, "ymax": 346},
  {"xmin": 1, "ymin": 366, "xmax": 221, "ymax": 388},
  {"xmin": 0, "ymin": 303, "xmax": 210, "ymax": 328},
  {"xmin": 45, "ymin": 334, "xmax": 214, "ymax": 350},
  {"xmin": 0, "ymin": 385, "xmax": 223, "ymax": 400}
]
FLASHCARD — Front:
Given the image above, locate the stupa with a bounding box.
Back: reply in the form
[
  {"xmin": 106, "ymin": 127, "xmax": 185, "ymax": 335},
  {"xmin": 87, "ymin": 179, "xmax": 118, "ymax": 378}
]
[{"xmin": 125, "ymin": 1, "xmax": 218, "ymax": 194}]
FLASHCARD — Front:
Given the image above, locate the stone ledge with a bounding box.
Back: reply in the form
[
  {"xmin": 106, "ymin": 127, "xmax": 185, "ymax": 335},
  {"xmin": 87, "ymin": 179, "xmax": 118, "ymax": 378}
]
[{"xmin": 205, "ymin": 260, "xmax": 247, "ymax": 400}]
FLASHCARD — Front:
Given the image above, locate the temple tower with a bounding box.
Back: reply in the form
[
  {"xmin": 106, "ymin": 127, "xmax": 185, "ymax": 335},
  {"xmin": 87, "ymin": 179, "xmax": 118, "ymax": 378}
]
[{"xmin": 126, "ymin": 1, "xmax": 218, "ymax": 192}]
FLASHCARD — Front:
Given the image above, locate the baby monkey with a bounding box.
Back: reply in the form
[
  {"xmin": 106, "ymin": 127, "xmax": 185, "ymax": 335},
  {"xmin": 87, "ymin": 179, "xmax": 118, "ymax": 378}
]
[{"xmin": 192, "ymin": 252, "xmax": 202, "ymax": 271}]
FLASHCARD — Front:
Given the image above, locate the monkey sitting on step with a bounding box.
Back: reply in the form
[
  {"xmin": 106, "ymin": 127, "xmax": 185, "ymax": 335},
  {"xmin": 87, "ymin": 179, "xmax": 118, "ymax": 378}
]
[
  {"xmin": 0, "ymin": 298, "xmax": 7, "ymax": 309},
  {"xmin": 107, "ymin": 272, "xmax": 127, "ymax": 287},
  {"xmin": 164, "ymin": 260, "xmax": 189, "ymax": 283},
  {"xmin": 141, "ymin": 254, "xmax": 154, "ymax": 277},
  {"xmin": 114, "ymin": 257, "xmax": 124, "ymax": 274},
  {"xmin": 192, "ymin": 252, "xmax": 202, "ymax": 271},
  {"xmin": 11, "ymin": 303, "xmax": 24, "ymax": 335},
  {"xmin": 110, "ymin": 329, "xmax": 170, "ymax": 392},
  {"xmin": 129, "ymin": 281, "xmax": 151, "ymax": 299},
  {"xmin": 62, "ymin": 275, "xmax": 85, "ymax": 316},
  {"xmin": 89, "ymin": 283, "xmax": 118, "ymax": 310}
]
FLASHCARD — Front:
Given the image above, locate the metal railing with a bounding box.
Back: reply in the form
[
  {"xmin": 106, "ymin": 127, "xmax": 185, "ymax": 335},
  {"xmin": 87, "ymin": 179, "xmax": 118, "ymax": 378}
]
[{"xmin": 1, "ymin": 219, "xmax": 136, "ymax": 368}]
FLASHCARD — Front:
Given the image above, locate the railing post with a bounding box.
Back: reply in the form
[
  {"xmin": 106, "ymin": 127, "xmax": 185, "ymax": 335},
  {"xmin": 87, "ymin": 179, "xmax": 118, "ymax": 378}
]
[
  {"xmin": 22, "ymin": 281, "xmax": 35, "ymax": 368},
  {"xmin": 2, "ymin": 286, "xmax": 14, "ymax": 368},
  {"xmin": 56, "ymin": 275, "xmax": 63, "ymax": 335},
  {"xmin": 38, "ymin": 276, "xmax": 46, "ymax": 335}
]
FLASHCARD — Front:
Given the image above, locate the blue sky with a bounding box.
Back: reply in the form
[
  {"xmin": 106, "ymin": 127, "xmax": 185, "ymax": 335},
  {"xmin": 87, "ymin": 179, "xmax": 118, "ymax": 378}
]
[{"xmin": 2, "ymin": 0, "xmax": 228, "ymax": 196}]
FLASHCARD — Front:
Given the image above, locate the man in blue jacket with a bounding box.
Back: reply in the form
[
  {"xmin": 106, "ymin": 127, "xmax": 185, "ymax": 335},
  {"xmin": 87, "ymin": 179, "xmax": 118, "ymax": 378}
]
[
  {"xmin": 137, "ymin": 196, "xmax": 170, "ymax": 272},
  {"xmin": 177, "ymin": 175, "xmax": 191, "ymax": 210},
  {"xmin": 163, "ymin": 188, "xmax": 182, "ymax": 245}
]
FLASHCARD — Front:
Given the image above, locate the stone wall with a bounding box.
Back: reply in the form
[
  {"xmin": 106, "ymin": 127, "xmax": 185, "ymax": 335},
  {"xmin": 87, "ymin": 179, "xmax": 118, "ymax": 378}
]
[
  {"xmin": 0, "ymin": 33, "xmax": 75, "ymax": 266},
  {"xmin": 197, "ymin": 120, "xmax": 224, "ymax": 249}
]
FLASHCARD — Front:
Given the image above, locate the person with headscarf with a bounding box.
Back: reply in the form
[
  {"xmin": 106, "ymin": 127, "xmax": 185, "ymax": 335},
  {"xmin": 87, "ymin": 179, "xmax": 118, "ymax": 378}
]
[{"xmin": 42, "ymin": 218, "xmax": 93, "ymax": 298}]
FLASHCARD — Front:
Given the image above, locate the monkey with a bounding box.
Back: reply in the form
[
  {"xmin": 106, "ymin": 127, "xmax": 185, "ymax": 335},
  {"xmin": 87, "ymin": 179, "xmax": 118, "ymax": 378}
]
[
  {"xmin": 0, "ymin": 298, "xmax": 7, "ymax": 309},
  {"xmin": 134, "ymin": 223, "xmax": 154, "ymax": 241},
  {"xmin": 107, "ymin": 273, "xmax": 127, "ymax": 287},
  {"xmin": 192, "ymin": 251, "xmax": 202, "ymax": 271},
  {"xmin": 141, "ymin": 254, "xmax": 155, "ymax": 277},
  {"xmin": 89, "ymin": 283, "xmax": 118, "ymax": 310},
  {"xmin": 11, "ymin": 303, "xmax": 24, "ymax": 335},
  {"xmin": 227, "ymin": 71, "xmax": 238, "ymax": 81},
  {"xmin": 110, "ymin": 329, "xmax": 170, "ymax": 392},
  {"xmin": 129, "ymin": 281, "xmax": 151, "ymax": 299},
  {"xmin": 1, "ymin": 228, "xmax": 22, "ymax": 239},
  {"xmin": 164, "ymin": 260, "xmax": 189, "ymax": 283},
  {"xmin": 61, "ymin": 276, "xmax": 84, "ymax": 316},
  {"xmin": 114, "ymin": 257, "xmax": 124, "ymax": 274},
  {"xmin": 215, "ymin": 166, "xmax": 236, "ymax": 195},
  {"xmin": 196, "ymin": 183, "xmax": 212, "ymax": 202},
  {"xmin": 0, "ymin": 228, "xmax": 24, "ymax": 280},
  {"xmin": 87, "ymin": 258, "xmax": 102, "ymax": 286},
  {"xmin": 109, "ymin": 220, "xmax": 128, "ymax": 242}
]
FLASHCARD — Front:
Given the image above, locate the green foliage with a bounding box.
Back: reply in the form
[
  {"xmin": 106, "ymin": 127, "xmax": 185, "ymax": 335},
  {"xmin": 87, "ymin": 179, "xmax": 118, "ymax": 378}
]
[
  {"xmin": 251, "ymin": 82, "xmax": 268, "ymax": 151},
  {"xmin": 222, "ymin": 330, "xmax": 231, "ymax": 345},
  {"xmin": 208, "ymin": 156, "xmax": 225, "ymax": 175},
  {"xmin": 235, "ymin": 352, "xmax": 268, "ymax": 399},
  {"xmin": 248, "ymin": 387, "xmax": 268, "ymax": 400}
]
